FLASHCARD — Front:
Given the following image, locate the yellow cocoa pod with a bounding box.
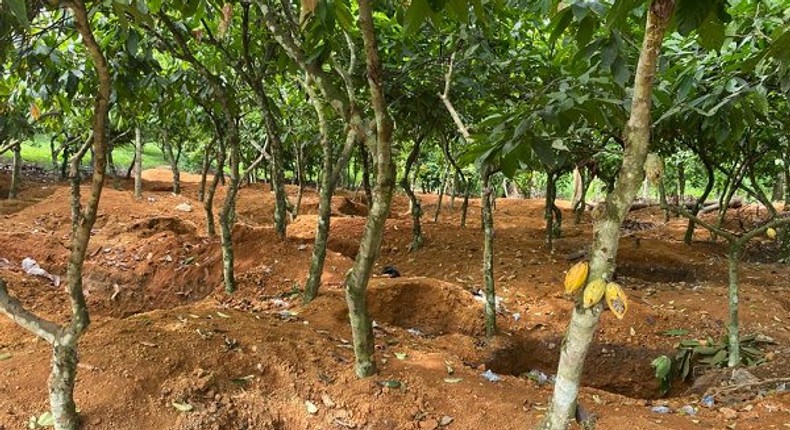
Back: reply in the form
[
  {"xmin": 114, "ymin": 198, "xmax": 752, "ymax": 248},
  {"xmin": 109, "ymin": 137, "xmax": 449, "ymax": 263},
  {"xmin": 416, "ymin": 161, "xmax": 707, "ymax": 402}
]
[
  {"xmin": 605, "ymin": 282, "xmax": 629, "ymax": 320},
  {"xmin": 564, "ymin": 261, "xmax": 589, "ymax": 294},
  {"xmin": 767, "ymin": 228, "xmax": 777, "ymax": 239},
  {"xmin": 582, "ymin": 279, "xmax": 606, "ymax": 308}
]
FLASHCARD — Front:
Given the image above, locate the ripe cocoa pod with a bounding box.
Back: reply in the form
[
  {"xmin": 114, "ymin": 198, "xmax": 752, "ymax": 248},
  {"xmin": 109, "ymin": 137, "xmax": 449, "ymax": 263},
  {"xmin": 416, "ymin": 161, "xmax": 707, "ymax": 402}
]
[
  {"xmin": 605, "ymin": 282, "xmax": 629, "ymax": 320},
  {"xmin": 564, "ymin": 261, "xmax": 589, "ymax": 295},
  {"xmin": 583, "ymin": 279, "xmax": 606, "ymax": 308}
]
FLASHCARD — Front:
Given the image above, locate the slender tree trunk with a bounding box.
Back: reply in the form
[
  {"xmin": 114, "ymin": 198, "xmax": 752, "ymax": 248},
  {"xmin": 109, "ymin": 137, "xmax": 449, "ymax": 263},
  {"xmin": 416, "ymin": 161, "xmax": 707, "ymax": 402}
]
[
  {"xmin": 574, "ymin": 170, "xmax": 591, "ymax": 224},
  {"xmin": 433, "ymin": 163, "xmax": 450, "ymax": 222},
  {"xmin": 461, "ymin": 183, "xmax": 471, "ymax": 228},
  {"xmin": 677, "ymin": 159, "xmax": 686, "ymax": 200},
  {"xmin": 784, "ymin": 151, "xmax": 790, "ymax": 211},
  {"xmin": 481, "ymin": 168, "xmax": 496, "ymax": 338},
  {"xmin": 8, "ymin": 143, "xmax": 21, "ymax": 199},
  {"xmin": 545, "ymin": 171, "xmax": 559, "ymax": 248},
  {"xmin": 772, "ymin": 171, "xmax": 783, "ymax": 202},
  {"xmin": 345, "ymin": 0, "xmax": 396, "ymax": 378},
  {"xmin": 726, "ymin": 244, "xmax": 742, "ymax": 367},
  {"xmin": 163, "ymin": 131, "xmax": 181, "ymax": 195},
  {"xmin": 106, "ymin": 143, "xmax": 116, "ymax": 180},
  {"xmin": 304, "ymin": 153, "xmax": 334, "ymax": 303},
  {"xmin": 219, "ymin": 133, "xmax": 240, "ymax": 294},
  {"xmin": 198, "ymin": 143, "xmax": 213, "ymax": 203},
  {"xmin": 258, "ymin": 95, "xmax": 289, "ymax": 239},
  {"xmin": 359, "ymin": 140, "xmax": 373, "ymax": 205},
  {"xmin": 61, "ymin": 144, "xmax": 70, "ymax": 181},
  {"xmin": 293, "ymin": 143, "xmax": 305, "ymax": 218},
  {"xmin": 401, "ymin": 136, "xmax": 424, "ymax": 252},
  {"xmin": 205, "ymin": 139, "xmax": 225, "ymax": 238},
  {"xmin": 542, "ymin": 2, "xmax": 674, "ymax": 428},
  {"xmin": 134, "ymin": 126, "xmax": 143, "ymax": 199},
  {"xmin": 684, "ymin": 159, "xmax": 714, "ymax": 244}
]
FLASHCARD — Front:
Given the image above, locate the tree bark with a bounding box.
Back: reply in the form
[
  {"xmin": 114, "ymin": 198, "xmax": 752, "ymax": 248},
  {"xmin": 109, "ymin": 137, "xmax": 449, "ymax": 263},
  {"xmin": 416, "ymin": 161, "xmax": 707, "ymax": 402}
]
[
  {"xmin": 542, "ymin": 1, "xmax": 674, "ymax": 428},
  {"xmin": 8, "ymin": 143, "xmax": 21, "ymax": 199},
  {"xmin": 433, "ymin": 162, "xmax": 450, "ymax": 222},
  {"xmin": 293, "ymin": 143, "xmax": 305, "ymax": 218},
  {"xmin": 481, "ymin": 168, "xmax": 496, "ymax": 338},
  {"xmin": 134, "ymin": 126, "xmax": 143, "ymax": 199},
  {"xmin": 344, "ymin": 0, "xmax": 396, "ymax": 378},
  {"xmin": 401, "ymin": 135, "xmax": 424, "ymax": 252},
  {"xmin": 205, "ymin": 135, "xmax": 225, "ymax": 238},
  {"xmin": 784, "ymin": 150, "xmax": 790, "ymax": 211},
  {"xmin": 219, "ymin": 132, "xmax": 240, "ymax": 294},
  {"xmin": 684, "ymin": 158, "xmax": 714, "ymax": 244},
  {"xmin": 726, "ymin": 244, "xmax": 741, "ymax": 367},
  {"xmin": 359, "ymin": 140, "xmax": 373, "ymax": 205},
  {"xmin": 198, "ymin": 143, "xmax": 213, "ymax": 203},
  {"xmin": 257, "ymin": 94, "xmax": 289, "ymax": 239}
]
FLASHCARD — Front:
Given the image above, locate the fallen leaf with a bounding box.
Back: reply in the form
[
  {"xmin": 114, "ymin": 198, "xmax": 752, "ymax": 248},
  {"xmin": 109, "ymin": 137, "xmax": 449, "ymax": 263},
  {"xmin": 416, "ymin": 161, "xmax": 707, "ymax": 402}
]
[
  {"xmin": 305, "ymin": 400, "xmax": 319, "ymax": 414},
  {"xmin": 172, "ymin": 401, "xmax": 193, "ymax": 412},
  {"xmin": 216, "ymin": 311, "xmax": 231, "ymax": 319},
  {"xmin": 443, "ymin": 378, "xmax": 463, "ymax": 383}
]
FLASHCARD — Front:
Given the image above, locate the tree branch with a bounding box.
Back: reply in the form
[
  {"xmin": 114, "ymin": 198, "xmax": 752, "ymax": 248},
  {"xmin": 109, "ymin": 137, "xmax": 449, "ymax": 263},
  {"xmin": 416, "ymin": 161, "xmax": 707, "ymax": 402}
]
[
  {"xmin": 438, "ymin": 53, "xmax": 471, "ymax": 141},
  {"xmin": 0, "ymin": 278, "xmax": 61, "ymax": 345}
]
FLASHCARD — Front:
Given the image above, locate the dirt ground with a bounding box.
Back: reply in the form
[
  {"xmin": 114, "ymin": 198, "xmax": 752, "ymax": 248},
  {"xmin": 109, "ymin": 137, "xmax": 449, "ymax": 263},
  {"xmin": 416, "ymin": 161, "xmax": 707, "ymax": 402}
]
[{"xmin": 0, "ymin": 167, "xmax": 788, "ymax": 430}]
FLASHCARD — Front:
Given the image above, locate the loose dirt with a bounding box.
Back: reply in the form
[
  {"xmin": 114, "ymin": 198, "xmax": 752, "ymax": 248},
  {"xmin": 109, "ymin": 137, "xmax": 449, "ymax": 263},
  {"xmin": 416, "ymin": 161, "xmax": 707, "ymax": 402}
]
[{"xmin": 0, "ymin": 167, "xmax": 788, "ymax": 429}]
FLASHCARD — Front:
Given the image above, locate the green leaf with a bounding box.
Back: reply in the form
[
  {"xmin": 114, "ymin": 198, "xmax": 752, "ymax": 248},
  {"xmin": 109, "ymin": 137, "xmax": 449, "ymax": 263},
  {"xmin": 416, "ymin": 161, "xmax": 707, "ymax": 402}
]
[
  {"xmin": 378, "ymin": 380, "xmax": 401, "ymax": 389},
  {"xmin": 0, "ymin": 352, "xmax": 12, "ymax": 361},
  {"xmin": 675, "ymin": 0, "xmax": 718, "ymax": 36},
  {"xmin": 403, "ymin": 0, "xmax": 432, "ymax": 36},
  {"xmin": 697, "ymin": 15, "xmax": 725, "ymax": 50},
  {"xmin": 5, "ymin": 0, "xmax": 28, "ymax": 28},
  {"xmin": 394, "ymin": 352, "xmax": 408, "ymax": 360},
  {"xmin": 662, "ymin": 328, "xmax": 689, "ymax": 337},
  {"xmin": 149, "ymin": 0, "xmax": 163, "ymax": 14},
  {"xmin": 606, "ymin": 0, "xmax": 645, "ymax": 29},
  {"xmin": 549, "ymin": 7, "xmax": 574, "ymax": 46},
  {"xmin": 575, "ymin": 16, "xmax": 596, "ymax": 47}
]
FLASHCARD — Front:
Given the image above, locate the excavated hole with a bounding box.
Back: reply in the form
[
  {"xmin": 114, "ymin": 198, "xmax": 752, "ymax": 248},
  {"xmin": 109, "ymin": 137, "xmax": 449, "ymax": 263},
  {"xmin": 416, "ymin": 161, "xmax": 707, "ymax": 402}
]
[
  {"xmin": 338, "ymin": 278, "xmax": 485, "ymax": 337},
  {"xmin": 617, "ymin": 262, "xmax": 696, "ymax": 284},
  {"xmin": 484, "ymin": 337, "xmax": 676, "ymax": 399}
]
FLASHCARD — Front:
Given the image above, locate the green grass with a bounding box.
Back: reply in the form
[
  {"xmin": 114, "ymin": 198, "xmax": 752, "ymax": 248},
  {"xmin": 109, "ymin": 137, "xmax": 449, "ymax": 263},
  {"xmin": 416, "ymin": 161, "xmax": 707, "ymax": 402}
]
[{"xmin": 2, "ymin": 134, "xmax": 168, "ymax": 171}]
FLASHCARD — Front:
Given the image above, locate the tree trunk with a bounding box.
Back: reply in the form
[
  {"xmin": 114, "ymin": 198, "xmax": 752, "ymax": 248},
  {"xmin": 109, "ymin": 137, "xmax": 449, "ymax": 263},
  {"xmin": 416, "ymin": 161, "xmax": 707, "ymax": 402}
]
[
  {"xmin": 460, "ymin": 183, "xmax": 471, "ymax": 228},
  {"xmin": 163, "ymin": 131, "xmax": 181, "ymax": 195},
  {"xmin": 61, "ymin": 143, "xmax": 70, "ymax": 181},
  {"xmin": 205, "ymin": 139, "xmax": 225, "ymax": 238},
  {"xmin": 359, "ymin": 140, "xmax": 373, "ymax": 206},
  {"xmin": 726, "ymin": 244, "xmax": 742, "ymax": 367},
  {"xmin": 684, "ymin": 159, "xmax": 714, "ymax": 245},
  {"xmin": 258, "ymin": 95, "xmax": 289, "ymax": 239},
  {"xmin": 106, "ymin": 143, "xmax": 116, "ymax": 180},
  {"xmin": 218, "ymin": 133, "xmax": 240, "ymax": 294},
  {"xmin": 345, "ymin": 0, "xmax": 395, "ymax": 378},
  {"xmin": 784, "ymin": 151, "xmax": 790, "ymax": 211},
  {"xmin": 573, "ymin": 169, "xmax": 591, "ymax": 224},
  {"xmin": 433, "ymin": 163, "xmax": 450, "ymax": 222},
  {"xmin": 481, "ymin": 168, "xmax": 496, "ymax": 338},
  {"xmin": 772, "ymin": 171, "xmax": 784, "ymax": 202},
  {"xmin": 542, "ymin": 1, "xmax": 674, "ymax": 428},
  {"xmin": 545, "ymin": 171, "xmax": 561, "ymax": 248},
  {"xmin": 198, "ymin": 143, "xmax": 213, "ymax": 203},
  {"xmin": 293, "ymin": 143, "xmax": 305, "ymax": 219},
  {"xmin": 134, "ymin": 126, "xmax": 143, "ymax": 199},
  {"xmin": 8, "ymin": 143, "xmax": 21, "ymax": 199},
  {"xmin": 677, "ymin": 158, "xmax": 685, "ymax": 202},
  {"xmin": 571, "ymin": 167, "xmax": 583, "ymax": 209},
  {"xmin": 48, "ymin": 343, "xmax": 79, "ymax": 430},
  {"xmin": 401, "ymin": 136, "xmax": 424, "ymax": 252}
]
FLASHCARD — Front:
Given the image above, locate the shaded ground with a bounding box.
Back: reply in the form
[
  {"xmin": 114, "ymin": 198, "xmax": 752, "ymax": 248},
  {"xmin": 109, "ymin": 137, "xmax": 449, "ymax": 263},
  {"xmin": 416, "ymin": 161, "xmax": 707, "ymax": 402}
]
[{"xmin": 0, "ymin": 167, "xmax": 788, "ymax": 430}]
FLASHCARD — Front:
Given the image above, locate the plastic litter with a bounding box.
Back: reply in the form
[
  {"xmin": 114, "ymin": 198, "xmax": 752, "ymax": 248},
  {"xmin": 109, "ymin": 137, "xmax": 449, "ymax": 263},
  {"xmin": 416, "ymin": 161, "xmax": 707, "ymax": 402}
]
[
  {"xmin": 678, "ymin": 405, "xmax": 697, "ymax": 416},
  {"xmin": 406, "ymin": 328, "xmax": 423, "ymax": 337},
  {"xmin": 513, "ymin": 312, "xmax": 521, "ymax": 321},
  {"xmin": 481, "ymin": 369, "xmax": 502, "ymax": 382},
  {"xmin": 21, "ymin": 258, "xmax": 60, "ymax": 287},
  {"xmin": 651, "ymin": 406, "xmax": 671, "ymax": 414},
  {"xmin": 701, "ymin": 395, "xmax": 715, "ymax": 408},
  {"xmin": 526, "ymin": 369, "xmax": 551, "ymax": 385}
]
